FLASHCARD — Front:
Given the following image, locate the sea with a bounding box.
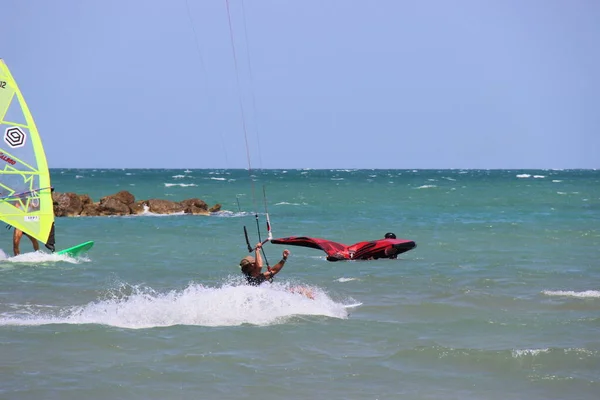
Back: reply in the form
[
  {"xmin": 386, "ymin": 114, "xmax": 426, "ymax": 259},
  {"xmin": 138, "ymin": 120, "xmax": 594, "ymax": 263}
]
[{"xmin": 0, "ymin": 168, "xmax": 598, "ymax": 400}]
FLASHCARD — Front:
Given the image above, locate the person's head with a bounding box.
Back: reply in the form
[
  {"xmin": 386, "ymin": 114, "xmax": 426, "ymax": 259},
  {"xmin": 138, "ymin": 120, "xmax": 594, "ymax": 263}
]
[
  {"xmin": 240, "ymin": 255, "xmax": 256, "ymax": 275},
  {"xmin": 384, "ymin": 232, "xmax": 396, "ymax": 239}
]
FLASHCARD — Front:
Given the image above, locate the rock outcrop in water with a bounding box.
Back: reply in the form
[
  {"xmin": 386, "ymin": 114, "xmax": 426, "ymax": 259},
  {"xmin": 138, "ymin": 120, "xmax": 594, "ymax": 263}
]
[{"xmin": 52, "ymin": 190, "xmax": 222, "ymax": 217}]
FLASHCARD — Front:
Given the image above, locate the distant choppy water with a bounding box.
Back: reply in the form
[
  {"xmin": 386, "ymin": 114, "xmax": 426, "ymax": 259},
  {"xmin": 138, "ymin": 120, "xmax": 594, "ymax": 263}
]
[{"xmin": 1, "ymin": 169, "xmax": 599, "ymax": 400}]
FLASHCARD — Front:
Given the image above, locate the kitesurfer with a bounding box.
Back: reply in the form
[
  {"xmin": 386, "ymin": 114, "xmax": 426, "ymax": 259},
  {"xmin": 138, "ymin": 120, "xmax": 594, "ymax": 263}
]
[
  {"xmin": 239, "ymin": 242, "xmax": 315, "ymax": 299},
  {"xmin": 240, "ymin": 242, "xmax": 289, "ymax": 286}
]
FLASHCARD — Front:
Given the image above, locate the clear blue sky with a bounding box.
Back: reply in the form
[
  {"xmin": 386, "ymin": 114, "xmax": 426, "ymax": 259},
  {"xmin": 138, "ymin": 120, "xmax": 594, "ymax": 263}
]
[{"xmin": 2, "ymin": 0, "xmax": 599, "ymax": 169}]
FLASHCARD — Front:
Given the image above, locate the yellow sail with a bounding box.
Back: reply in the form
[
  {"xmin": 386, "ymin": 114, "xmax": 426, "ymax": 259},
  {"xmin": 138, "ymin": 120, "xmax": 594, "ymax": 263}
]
[{"xmin": 0, "ymin": 59, "xmax": 55, "ymax": 245}]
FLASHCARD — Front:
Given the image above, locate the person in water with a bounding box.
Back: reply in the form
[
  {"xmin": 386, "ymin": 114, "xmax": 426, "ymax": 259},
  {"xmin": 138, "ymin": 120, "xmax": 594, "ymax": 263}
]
[
  {"xmin": 240, "ymin": 242, "xmax": 290, "ymax": 286},
  {"xmin": 13, "ymin": 228, "xmax": 39, "ymax": 256}
]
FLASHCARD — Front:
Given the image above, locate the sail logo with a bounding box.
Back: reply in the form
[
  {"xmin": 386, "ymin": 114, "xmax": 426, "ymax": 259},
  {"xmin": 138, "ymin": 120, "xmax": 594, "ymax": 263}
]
[
  {"xmin": 0, "ymin": 152, "xmax": 16, "ymax": 165},
  {"xmin": 4, "ymin": 126, "xmax": 27, "ymax": 148}
]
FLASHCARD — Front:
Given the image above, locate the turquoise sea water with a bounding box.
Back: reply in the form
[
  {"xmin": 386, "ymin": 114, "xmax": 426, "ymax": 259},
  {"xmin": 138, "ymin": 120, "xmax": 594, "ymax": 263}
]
[{"xmin": 1, "ymin": 169, "xmax": 599, "ymax": 400}]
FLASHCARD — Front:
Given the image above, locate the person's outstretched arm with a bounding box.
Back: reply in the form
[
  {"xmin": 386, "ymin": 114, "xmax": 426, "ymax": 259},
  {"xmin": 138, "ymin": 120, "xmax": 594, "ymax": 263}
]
[{"xmin": 266, "ymin": 249, "xmax": 290, "ymax": 278}]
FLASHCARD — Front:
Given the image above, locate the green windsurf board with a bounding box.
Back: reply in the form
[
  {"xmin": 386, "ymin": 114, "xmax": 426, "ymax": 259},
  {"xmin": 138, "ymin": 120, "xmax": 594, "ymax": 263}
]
[{"xmin": 57, "ymin": 241, "xmax": 94, "ymax": 257}]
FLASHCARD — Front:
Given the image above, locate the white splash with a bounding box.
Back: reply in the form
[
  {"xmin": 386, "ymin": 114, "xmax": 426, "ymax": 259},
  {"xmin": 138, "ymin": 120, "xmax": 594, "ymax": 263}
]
[
  {"xmin": 212, "ymin": 210, "xmax": 248, "ymax": 218},
  {"xmin": 336, "ymin": 277, "xmax": 357, "ymax": 283},
  {"xmin": 275, "ymin": 202, "xmax": 307, "ymax": 206},
  {"xmin": 0, "ymin": 281, "xmax": 358, "ymax": 329},
  {"xmin": 1, "ymin": 250, "xmax": 88, "ymax": 264},
  {"xmin": 512, "ymin": 348, "xmax": 550, "ymax": 357},
  {"xmin": 543, "ymin": 290, "xmax": 600, "ymax": 298},
  {"xmin": 164, "ymin": 183, "xmax": 198, "ymax": 187}
]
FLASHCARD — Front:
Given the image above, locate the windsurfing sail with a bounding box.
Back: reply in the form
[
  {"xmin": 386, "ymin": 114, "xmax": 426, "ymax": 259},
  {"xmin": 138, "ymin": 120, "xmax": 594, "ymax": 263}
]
[
  {"xmin": 271, "ymin": 236, "xmax": 416, "ymax": 261},
  {"xmin": 0, "ymin": 59, "xmax": 55, "ymax": 247}
]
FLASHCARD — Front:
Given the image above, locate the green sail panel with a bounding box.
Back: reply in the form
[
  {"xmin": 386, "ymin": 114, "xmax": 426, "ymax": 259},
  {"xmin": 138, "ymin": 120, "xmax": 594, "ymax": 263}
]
[{"xmin": 0, "ymin": 59, "xmax": 54, "ymax": 244}]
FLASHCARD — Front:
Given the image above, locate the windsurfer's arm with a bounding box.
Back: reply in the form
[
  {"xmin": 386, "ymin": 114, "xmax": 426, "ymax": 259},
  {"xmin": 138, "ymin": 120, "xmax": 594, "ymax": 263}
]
[{"xmin": 265, "ymin": 249, "xmax": 290, "ymax": 278}]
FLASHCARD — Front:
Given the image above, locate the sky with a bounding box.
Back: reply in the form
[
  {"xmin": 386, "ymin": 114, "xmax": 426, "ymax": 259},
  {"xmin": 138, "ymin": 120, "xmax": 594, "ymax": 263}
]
[{"xmin": 2, "ymin": 0, "xmax": 599, "ymax": 169}]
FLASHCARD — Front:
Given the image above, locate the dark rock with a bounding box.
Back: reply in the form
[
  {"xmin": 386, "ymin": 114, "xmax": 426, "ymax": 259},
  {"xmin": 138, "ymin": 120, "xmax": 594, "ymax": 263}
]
[
  {"xmin": 101, "ymin": 190, "xmax": 135, "ymax": 205},
  {"xmin": 81, "ymin": 203, "xmax": 101, "ymax": 216},
  {"xmin": 52, "ymin": 191, "xmax": 219, "ymax": 217},
  {"xmin": 52, "ymin": 192, "xmax": 83, "ymax": 217},
  {"xmin": 146, "ymin": 199, "xmax": 184, "ymax": 214},
  {"xmin": 129, "ymin": 200, "xmax": 148, "ymax": 215},
  {"xmin": 180, "ymin": 198, "xmax": 209, "ymax": 215},
  {"xmin": 99, "ymin": 197, "xmax": 131, "ymax": 215}
]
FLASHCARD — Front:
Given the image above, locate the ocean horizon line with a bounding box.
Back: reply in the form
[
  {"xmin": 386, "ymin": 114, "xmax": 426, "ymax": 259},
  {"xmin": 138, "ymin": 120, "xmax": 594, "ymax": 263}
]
[{"xmin": 48, "ymin": 167, "xmax": 597, "ymax": 171}]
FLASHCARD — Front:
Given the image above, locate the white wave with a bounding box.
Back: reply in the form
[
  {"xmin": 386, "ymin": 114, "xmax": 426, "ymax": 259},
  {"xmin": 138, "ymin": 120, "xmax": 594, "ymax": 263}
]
[
  {"xmin": 512, "ymin": 348, "xmax": 596, "ymax": 358},
  {"xmin": 0, "ymin": 280, "xmax": 356, "ymax": 329},
  {"xmin": 533, "ymin": 175, "xmax": 545, "ymax": 179},
  {"xmin": 212, "ymin": 210, "xmax": 249, "ymax": 218},
  {"xmin": 415, "ymin": 185, "xmax": 436, "ymax": 189},
  {"xmin": 75, "ymin": 175, "xmax": 84, "ymax": 179},
  {"xmin": 210, "ymin": 177, "xmax": 226, "ymax": 181},
  {"xmin": 275, "ymin": 202, "xmax": 306, "ymax": 206},
  {"xmin": 552, "ymin": 180, "xmax": 563, "ymax": 183},
  {"xmin": 516, "ymin": 174, "xmax": 531, "ymax": 178},
  {"xmin": 164, "ymin": 183, "xmax": 198, "ymax": 187},
  {"xmin": 512, "ymin": 348, "xmax": 550, "ymax": 357},
  {"xmin": 172, "ymin": 175, "xmax": 186, "ymax": 179},
  {"xmin": 0, "ymin": 250, "xmax": 88, "ymax": 264},
  {"xmin": 336, "ymin": 277, "xmax": 357, "ymax": 283},
  {"xmin": 128, "ymin": 210, "xmax": 187, "ymax": 218},
  {"xmin": 543, "ymin": 290, "xmax": 600, "ymax": 298},
  {"xmin": 331, "ymin": 178, "xmax": 344, "ymax": 181}
]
